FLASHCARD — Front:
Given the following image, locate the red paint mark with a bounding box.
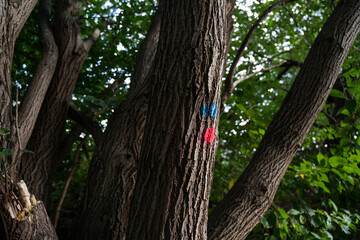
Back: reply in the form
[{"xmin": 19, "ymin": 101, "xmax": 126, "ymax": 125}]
[{"xmin": 204, "ymin": 128, "xmax": 215, "ymax": 143}]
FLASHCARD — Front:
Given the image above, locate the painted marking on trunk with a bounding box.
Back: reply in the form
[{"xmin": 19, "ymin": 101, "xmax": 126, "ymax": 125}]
[
  {"xmin": 201, "ymin": 104, "xmax": 209, "ymax": 117},
  {"xmin": 209, "ymin": 103, "xmax": 218, "ymax": 118},
  {"xmin": 204, "ymin": 128, "xmax": 215, "ymax": 143}
]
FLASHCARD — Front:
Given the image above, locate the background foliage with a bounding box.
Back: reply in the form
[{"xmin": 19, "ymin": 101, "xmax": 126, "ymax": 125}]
[{"xmin": 12, "ymin": 0, "xmax": 360, "ymax": 239}]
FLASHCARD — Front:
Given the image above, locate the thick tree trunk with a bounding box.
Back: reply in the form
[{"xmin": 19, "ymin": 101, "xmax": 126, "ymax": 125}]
[
  {"xmin": 78, "ymin": 1, "xmax": 235, "ymax": 239},
  {"xmin": 126, "ymin": 0, "xmax": 226, "ymax": 239},
  {"xmin": 0, "ymin": 0, "xmax": 38, "ymax": 166},
  {"xmin": 19, "ymin": 0, "xmax": 99, "ymax": 204},
  {"xmin": 1, "ymin": 1, "xmax": 57, "ymax": 239},
  {"xmin": 208, "ymin": 1, "xmax": 360, "ymax": 239},
  {"xmin": 76, "ymin": 11, "xmax": 161, "ymax": 240}
]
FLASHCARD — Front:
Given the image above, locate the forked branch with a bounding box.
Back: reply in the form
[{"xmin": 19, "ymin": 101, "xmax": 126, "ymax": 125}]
[{"xmin": 221, "ymin": 0, "xmax": 298, "ymax": 108}]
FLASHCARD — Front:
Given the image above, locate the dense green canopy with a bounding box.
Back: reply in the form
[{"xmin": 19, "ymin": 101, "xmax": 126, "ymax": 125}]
[{"xmin": 10, "ymin": 0, "xmax": 360, "ymax": 239}]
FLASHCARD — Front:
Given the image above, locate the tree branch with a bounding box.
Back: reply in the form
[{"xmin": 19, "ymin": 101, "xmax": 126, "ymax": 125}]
[
  {"xmin": 18, "ymin": 0, "xmax": 58, "ymax": 154},
  {"xmin": 221, "ymin": 0, "xmax": 297, "ymax": 108},
  {"xmin": 83, "ymin": 28, "xmax": 101, "ymax": 52},
  {"xmin": 54, "ymin": 135, "xmax": 88, "ymax": 229},
  {"xmin": 67, "ymin": 102, "xmax": 103, "ymax": 145},
  {"xmin": 276, "ymin": 59, "xmax": 302, "ymax": 79},
  {"xmin": 11, "ymin": 0, "xmax": 38, "ymax": 39},
  {"xmin": 233, "ymin": 60, "xmax": 289, "ymax": 87},
  {"xmin": 130, "ymin": 9, "xmax": 161, "ymax": 90}
]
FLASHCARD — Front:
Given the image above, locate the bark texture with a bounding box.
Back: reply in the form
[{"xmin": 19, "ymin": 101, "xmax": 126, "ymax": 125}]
[
  {"xmin": 208, "ymin": 1, "xmax": 360, "ymax": 239},
  {"xmin": 15, "ymin": 0, "xmax": 58, "ymax": 160},
  {"xmin": 126, "ymin": 0, "xmax": 226, "ymax": 239},
  {"xmin": 1, "ymin": 201, "xmax": 57, "ymax": 240},
  {"xmin": 19, "ymin": 0, "xmax": 99, "ymax": 203},
  {"xmin": 78, "ymin": 1, "xmax": 235, "ymax": 238},
  {"xmin": 76, "ymin": 10, "xmax": 161, "ymax": 240},
  {"xmin": 1, "ymin": 1, "xmax": 58, "ymax": 239},
  {"xmin": 0, "ymin": 0, "xmax": 38, "ymax": 161}
]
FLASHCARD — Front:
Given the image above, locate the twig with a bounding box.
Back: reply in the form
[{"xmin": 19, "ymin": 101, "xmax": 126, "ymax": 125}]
[
  {"xmin": 12, "ymin": 71, "xmax": 23, "ymax": 163},
  {"xmin": 15, "ymin": 82, "xmax": 22, "ymax": 151},
  {"xmin": 232, "ymin": 60, "xmax": 289, "ymax": 88},
  {"xmin": 234, "ymin": 50, "xmax": 291, "ymax": 75},
  {"xmin": 53, "ymin": 134, "xmax": 88, "ymax": 229},
  {"xmin": 221, "ymin": 0, "xmax": 297, "ymax": 110}
]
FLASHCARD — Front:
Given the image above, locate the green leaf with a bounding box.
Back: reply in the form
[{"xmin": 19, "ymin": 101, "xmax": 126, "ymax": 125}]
[
  {"xmin": 246, "ymin": 109, "xmax": 255, "ymax": 117},
  {"xmin": 282, "ymin": 219, "xmax": 289, "ymax": 233},
  {"xmin": 299, "ymin": 215, "xmax": 307, "ymax": 224},
  {"xmin": 261, "ymin": 216, "xmax": 270, "ymax": 229},
  {"xmin": 329, "ymin": 89, "xmax": 345, "ymax": 99},
  {"xmin": 235, "ymin": 103, "xmax": 247, "ymax": 113},
  {"xmin": 328, "ymin": 199, "xmax": 338, "ymax": 212},
  {"xmin": 310, "ymin": 232, "xmax": 322, "ymax": 239},
  {"xmin": 329, "ymin": 156, "xmax": 347, "ymax": 167},
  {"xmin": 317, "ymin": 152, "xmax": 324, "ymax": 163},
  {"xmin": 0, "ymin": 149, "xmax": 13, "ymax": 157},
  {"xmin": 319, "ymin": 173, "xmax": 329, "ymax": 183},
  {"xmin": 322, "ymin": 230, "xmax": 333, "ymax": 240},
  {"xmin": 228, "ymin": 178, "xmax": 236, "ymax": 190},
  {"xmin": 277, "ymin": 207, "xmax": 289, "ymax": 219},
  {"xmin": 310, "ymin": 215, "xmax": 323, "ymax": 228},
  {"xmin": 349, "ymin": 154, "xmax": 360, "ymax": 162},
  {"xmin": 331, "ymin": 168, "xmax": 346, "ymax": 180},
  {"xmin": 314, "ymin": 180, "xmax": 330, "ymax": 193},
  {"xmin": 22, "ymin": 149, "xmax": 35, "ymax": 154},
  {"xmin": 288, "ymin": 209, "xmax": 300, "ymax": 216}
]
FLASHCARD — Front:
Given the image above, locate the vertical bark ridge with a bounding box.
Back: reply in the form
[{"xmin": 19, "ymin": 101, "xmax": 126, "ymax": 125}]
[
  {"xmin": 208, "ymin": 1, "xmax": 360, "ymax": 239},
  {"xmin": 126, "ymin": 1, "xmax": 226, "ymax": 239}
]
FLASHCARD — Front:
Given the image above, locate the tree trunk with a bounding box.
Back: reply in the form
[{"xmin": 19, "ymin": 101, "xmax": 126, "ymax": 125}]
[
  {"xmin": 77, "ymin": 1, "xmax": 235, "ymax": 239},
  {"xmin": 76, "ymin": 11, "xmax": 161, "ymax": 240},
  {"xmin": 126, "ymin": 0, "xmax": 226, "ymax": 239},
  {"xmin": 208, "ymin": 1, "xmax": 360, "ymax": 239},
  {"xmin": 0, "ymin": 0, "xmax": 38, "ymax": 166},
  {"xmin": 19, "ymin": 0, "xmax": 99, "ymax": 204},
  {"xmin": 1, "ymin": 1, "xmax": 57, "ymax": 239}
]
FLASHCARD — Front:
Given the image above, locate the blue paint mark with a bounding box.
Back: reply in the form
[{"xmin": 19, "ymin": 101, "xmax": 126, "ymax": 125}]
[
  {"xmin": 201, "ymin": 104, "xmax": 209, "ymax": 117},
  {"xmin": 209, "ymin": 103, "xmax": 218, "ymax": 118}
]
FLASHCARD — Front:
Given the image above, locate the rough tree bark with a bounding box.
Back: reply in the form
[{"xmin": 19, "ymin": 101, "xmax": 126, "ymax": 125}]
[
  {"xmin": 19, "ymin": 0, "xmax": 99, "ymax": 204},
  {"xmin": 0, "ymin": 0, "xmax": 38, "ymax": 159},
  {"xmin": 0, "ymin": 0, "xmax": 58, "ymax": 239},
  {"xmin": 125, "ymin": 0, "xmax": 227, "ymax": 239},
  {"xmin": 77, "ymin": 1, "xmax": 235, "ymax": 239},
  {"xmin": 76, "ymin": 10, "xmax": 162, "ymax": 240},
  {"xmin": 208, "ymin": 1, "xmax": 360, "ymax": 239}
]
